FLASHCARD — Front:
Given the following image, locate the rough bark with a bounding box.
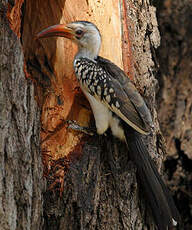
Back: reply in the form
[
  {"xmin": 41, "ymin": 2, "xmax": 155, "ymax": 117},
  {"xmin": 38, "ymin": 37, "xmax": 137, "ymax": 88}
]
[
  {"xmin": 22, "ymin": 0, "xmax": 161, "ymax": 229},
  {"xmin": 0, "ymin": 2, "xmax": 44, "ymax": 230},
  {"xmin": 1, "ymin": 0, "xmax": 176, "ymax": 229},
  {"xmin": 156, "ymin": 0, "xmax": 192, "ymax": 229}
]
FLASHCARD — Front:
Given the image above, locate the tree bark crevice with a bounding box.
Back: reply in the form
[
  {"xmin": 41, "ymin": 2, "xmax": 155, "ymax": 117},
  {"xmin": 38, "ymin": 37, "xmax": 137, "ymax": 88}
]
[
  {"xmin": 0, "ymin": 4, "xmax": 44, "ymax": 229},
  {"xmin": 157, "ymin": 0, "xmax": 192, "ymax": 228},
  {"xmin": 43, "ymin": 136, "xmax": 144, "ymax": 230},
  {"xmin": 2, "ymin": 0, "xmax": 191, "ymax": 229}
]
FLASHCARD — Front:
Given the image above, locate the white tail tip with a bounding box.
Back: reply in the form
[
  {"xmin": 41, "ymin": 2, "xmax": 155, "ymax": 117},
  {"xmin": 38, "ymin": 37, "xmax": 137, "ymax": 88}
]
[{"xmin": 172, "ymin": 218, "xmax": 177, "ymax": 226}]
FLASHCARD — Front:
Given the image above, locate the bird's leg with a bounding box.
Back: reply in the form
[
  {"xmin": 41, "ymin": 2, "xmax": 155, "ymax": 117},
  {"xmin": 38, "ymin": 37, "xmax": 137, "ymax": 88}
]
[{"xmin": 67, "ymin": 120, "xmax": 97, "ymax": 136}]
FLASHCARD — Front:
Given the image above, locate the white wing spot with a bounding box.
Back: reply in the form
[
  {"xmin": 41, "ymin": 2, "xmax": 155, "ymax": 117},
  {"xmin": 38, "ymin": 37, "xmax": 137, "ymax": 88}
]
[
  {"xmin": 93, "ymin": 72, "xmax": 97, "ymax": 79},
  {"xmin": 97, "ymin": 85, "xmax": 101, "ymax": 96},
  {"xmin": 82, "ymin": 72, "xmax": 87, "ymax": 79},
  {"xmin": 94, "ymin": 80, "xmax": 99, "ymax": 86},
  {"xmin": 78, "ymin": 65, "xmax": 83, "ymax": 75},
  {"xmin": 115, "ymin": 101, "xmax": 120, "ymax": 108},
  {"xmin": 89, "ymin": 72, "xmax": 93, "ymax": 78},
  {"xmin": 109, "ymin": 88, "xmax": 114, "ymax": 93},
  {"xmin": 90, "ymin": 85, "xmax": 95, "ymax": 93},
  {"xmin": 104, "ymin": 88, "xmax": 108, "ymax": 96},
  {"xmin": 86, "ymin": 79, "xmax": 91, "ymax": 85},
  {"xmin": 106, "ymin": 95, "xmax": 111, "ymax": 103},
  {"xmin": 84, "ymin": 69, "xmax": 89, "ymax": 74}
]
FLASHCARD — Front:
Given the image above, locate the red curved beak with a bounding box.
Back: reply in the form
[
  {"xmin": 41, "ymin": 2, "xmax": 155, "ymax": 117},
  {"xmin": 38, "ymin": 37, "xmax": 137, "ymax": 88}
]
[{"xmin": 36, "ymin": 24, "xmax": 75, "ymax": 40}]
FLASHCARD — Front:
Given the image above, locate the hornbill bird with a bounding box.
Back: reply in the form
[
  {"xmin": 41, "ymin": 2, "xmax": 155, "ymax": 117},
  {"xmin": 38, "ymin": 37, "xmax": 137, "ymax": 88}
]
[{"xmin": 36, "ymin": 21, "xmax": 180, "ymax": 229}]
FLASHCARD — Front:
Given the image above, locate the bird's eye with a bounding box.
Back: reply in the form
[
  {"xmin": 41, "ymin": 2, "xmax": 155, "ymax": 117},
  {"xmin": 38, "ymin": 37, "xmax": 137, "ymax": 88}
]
[{"xmin": 76, "ymin": 29, "xmax": 83, "ymax": 36}]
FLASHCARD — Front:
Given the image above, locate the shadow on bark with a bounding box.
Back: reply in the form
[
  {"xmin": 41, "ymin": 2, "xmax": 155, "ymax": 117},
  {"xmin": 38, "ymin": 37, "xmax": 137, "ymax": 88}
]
[{"xmin": 156, "ymin": 0, "xmax": 192, "ymax": 229}]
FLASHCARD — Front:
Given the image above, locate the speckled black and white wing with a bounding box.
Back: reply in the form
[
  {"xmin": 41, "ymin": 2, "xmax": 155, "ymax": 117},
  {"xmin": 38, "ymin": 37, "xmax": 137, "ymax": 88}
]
[
  {"xmin": 74, "ymin": 57, "xmax": 153, "ymax": 135},
  {"xmin": 97, "ymin": 56, "xmax": 154, "ymax": 129}
]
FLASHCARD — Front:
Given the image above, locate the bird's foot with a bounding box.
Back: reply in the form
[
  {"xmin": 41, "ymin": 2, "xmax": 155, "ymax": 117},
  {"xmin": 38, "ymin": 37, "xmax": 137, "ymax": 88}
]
[{"xmin": 67, "ymin": 120, "xmax": 97, "ymax": 136}]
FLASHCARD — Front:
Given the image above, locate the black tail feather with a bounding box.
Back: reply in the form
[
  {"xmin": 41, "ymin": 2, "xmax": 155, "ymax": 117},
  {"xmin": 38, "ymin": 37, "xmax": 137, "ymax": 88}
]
[{"xmin": 123, "ymin": 123, "xmax": 180, "ymax": 230}]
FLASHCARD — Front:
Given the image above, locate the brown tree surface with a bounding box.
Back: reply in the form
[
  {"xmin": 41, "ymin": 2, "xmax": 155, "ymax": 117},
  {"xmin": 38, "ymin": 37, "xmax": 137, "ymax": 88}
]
[
  {"xmin": 157, "ymin": 0, "xmax": 192, "ymax": 229},
  {"xmin": 1, "ymin": 0, "xmax": 191, "ymax": 229},
  {"xmin": 0, "ymin": 2, "xmax": 44, "ymax": 229}
]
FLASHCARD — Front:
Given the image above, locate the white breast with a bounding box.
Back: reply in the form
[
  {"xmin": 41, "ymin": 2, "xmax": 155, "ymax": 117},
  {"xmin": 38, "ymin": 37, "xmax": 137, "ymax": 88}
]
[
  {"xmin": 82, "ymin": 89, "xmax": 110, "ymax": 135},
  {"xmin": 82, "ymin": 87, "xmax": 125, "ymax": 141}
]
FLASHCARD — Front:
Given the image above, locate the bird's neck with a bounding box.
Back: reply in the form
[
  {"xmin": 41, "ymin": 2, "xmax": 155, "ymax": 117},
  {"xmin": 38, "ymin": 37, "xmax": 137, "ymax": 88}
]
[{"xmin": 75, "ymin": 45, "xmax": 100, "ymax": 61}]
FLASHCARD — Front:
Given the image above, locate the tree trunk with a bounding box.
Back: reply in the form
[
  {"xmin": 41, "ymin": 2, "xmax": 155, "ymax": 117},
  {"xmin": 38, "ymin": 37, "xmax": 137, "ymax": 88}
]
[
  {"xmin": 0, "ymin": 2, "xmax": 44, "ymax": 230},
  {"xmin": 22, "ymin": 1, "xmax": 160, "ymax": 229},
  {"xmin": 2, "ymin": 0, "xmax": 187, "ymax": 229},
  {"xmin": 156, "ymin": 0, "xmax": 192, "ymax": 229}
]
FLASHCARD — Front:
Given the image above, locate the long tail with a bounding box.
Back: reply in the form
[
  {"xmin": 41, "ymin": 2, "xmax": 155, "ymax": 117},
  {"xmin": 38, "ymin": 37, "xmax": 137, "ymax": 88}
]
[{"xmin": 123, "ymin": 123, "xmax": 180, "ymax": 230}]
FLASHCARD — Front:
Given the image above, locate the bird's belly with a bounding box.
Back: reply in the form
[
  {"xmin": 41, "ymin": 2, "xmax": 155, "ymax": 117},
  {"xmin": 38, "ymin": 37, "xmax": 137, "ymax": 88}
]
[
  {"xmin": 81, "ymin": 86, "xmax": 125, "ymax": 140},
  {"xmin": 109, "ymin": 113, "xmax": 125, "ymax": 141},
  {"xmin": 82, "ymin": 88, "xmax": 110, "ymax": 135}
]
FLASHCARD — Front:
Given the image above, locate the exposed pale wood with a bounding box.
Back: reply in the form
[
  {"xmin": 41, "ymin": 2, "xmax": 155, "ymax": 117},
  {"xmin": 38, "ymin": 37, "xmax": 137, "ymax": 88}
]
[
  {"xmin": 23, "ymin": 0, "xmax": 123, "ymax": 160},
  {"xmin": 22, "ymin": 0, "xmax": 162, "ymax": 229},
  {"xmin": 3, "ymin": 0, "xmax": 191, "ymax": 228},
  {"xmin": 2, "ymin": 0, "xmax": 170, "ymax": 229}
]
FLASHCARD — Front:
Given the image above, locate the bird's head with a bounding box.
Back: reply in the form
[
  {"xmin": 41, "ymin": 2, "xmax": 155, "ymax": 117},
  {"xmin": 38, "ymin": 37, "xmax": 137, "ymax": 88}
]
[{"xmin": 36, "ymin": 21, "xmax": 101, "ymax": 59}]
